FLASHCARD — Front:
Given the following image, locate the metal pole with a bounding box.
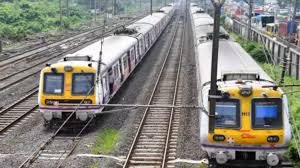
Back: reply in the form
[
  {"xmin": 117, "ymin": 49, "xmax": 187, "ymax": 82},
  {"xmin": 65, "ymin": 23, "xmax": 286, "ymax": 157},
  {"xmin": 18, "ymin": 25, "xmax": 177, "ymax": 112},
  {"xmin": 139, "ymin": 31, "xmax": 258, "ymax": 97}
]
[
  {"xmin": 113, "ymin": 0, "xmax": 117, "ymax": 15},
  {"xmin": 94, "ymin": 0, "xmax": 97, "ymax": 22},
  {"xmin": 209, "ymin": 0, "xmax": 225, "ymax": 133},
  {"xmin": 59, "ymin": 0, "xmax": 63, "ymax": 27},
  {"xmin": 0, "ymin": 40, "xmax": 2, "ymax": 53},
  {"xmin": 66, "ymin": 0, "xmax": 69, "ymax": 16},
  {"xmin": 247, "ymin": 0, "xmax": 253, "ymax": 40},
  {"xmin": 280, "ymin": 0, "xmax": 297, "ymax": 84},
  {"xmin": 150, "ymin": 0, "xmax": 153, "ymax": 15}
]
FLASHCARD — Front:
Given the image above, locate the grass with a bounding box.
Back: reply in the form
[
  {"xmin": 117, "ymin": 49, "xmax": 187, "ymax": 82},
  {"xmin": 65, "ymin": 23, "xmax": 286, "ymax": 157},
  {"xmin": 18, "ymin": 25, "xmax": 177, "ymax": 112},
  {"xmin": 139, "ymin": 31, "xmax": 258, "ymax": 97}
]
[
  {"xmin": 230, "ymin": 31, "xmax": 300, "ymax": 166},
  {"xmin": 89, "ymin": 161, "xmax": 99, "ymax": 168},
  {"xmin": 91, "ymin": 128, "xmax": 120, "ymax": 154}
]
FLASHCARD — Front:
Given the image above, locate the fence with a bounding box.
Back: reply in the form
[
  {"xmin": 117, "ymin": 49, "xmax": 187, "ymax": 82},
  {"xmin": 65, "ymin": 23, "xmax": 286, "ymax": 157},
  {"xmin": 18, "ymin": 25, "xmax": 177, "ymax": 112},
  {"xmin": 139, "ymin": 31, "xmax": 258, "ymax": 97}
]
[{"xmin": 232, "ymin": 19, "xmax": 300, "ymax": 80}]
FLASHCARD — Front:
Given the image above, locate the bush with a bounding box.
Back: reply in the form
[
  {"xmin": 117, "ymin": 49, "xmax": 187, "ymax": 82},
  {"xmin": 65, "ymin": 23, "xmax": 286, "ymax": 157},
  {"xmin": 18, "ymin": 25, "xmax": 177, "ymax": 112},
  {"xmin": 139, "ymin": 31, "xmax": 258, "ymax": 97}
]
[{"xmin": 0, "ymin": 0, "xmax": 91, "ymax": 40}]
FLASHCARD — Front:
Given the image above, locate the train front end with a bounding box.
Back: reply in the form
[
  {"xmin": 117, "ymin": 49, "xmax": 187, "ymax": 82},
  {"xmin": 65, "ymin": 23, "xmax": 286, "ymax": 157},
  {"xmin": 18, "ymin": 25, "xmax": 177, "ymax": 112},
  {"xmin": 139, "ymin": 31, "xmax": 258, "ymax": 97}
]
[
  {"xmin": 38, "ymin": 61, "xmax": 98, "ymax": 126},
  {"xmin": 200, "ymin": 81, "xmax": 292, "ymax": 167}
]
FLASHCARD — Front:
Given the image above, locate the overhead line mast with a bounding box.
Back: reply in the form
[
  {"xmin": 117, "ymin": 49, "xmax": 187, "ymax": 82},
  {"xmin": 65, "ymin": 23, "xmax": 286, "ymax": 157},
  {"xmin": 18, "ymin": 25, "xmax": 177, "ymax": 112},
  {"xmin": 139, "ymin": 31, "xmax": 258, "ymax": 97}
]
[
  {"xmin": 208, "ymin": 0, "xmax": 225, "ymax": 133},
  {"xmin": 280, "ymin": 0, "xmax": 297, "ymax": 84}
]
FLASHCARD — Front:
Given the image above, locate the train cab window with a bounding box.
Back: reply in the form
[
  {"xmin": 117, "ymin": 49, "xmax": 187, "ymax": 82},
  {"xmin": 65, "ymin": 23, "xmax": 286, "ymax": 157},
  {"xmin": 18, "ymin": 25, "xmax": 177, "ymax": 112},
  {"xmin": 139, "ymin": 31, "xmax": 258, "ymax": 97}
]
[
  {"xmin": 72, "ymin": 73, "xmax": 94, "ymax": 95},
  {"xmin": 252, "ymin": 98, "xmax": 282, "ymax": 129},
  {"xmin": 44, "ymin": 73, "xmax": 64, "ymax": 95},
  {"xmin": 215, "ymin": 99, "xmax": 240, "ymax": 128}
]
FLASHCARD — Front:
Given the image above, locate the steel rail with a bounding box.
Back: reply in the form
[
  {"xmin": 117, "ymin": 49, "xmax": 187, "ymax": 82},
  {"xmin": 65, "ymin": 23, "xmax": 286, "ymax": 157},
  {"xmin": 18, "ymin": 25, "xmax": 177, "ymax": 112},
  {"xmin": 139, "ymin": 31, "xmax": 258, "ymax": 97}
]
[
  {"xmin": 122, "ymin": 10, "xmax": 182, "ymax": 167},
  {"xmin": 0, "ymin": 89, "xmax": 38, "ymax": 135},
  {"xmin": 162, "ymin": 8, "xmax": 186, "ymax": 168},
  {"xmin": 54, "ymin": 117, "xmax": 94, "ymax": 168},
  {"xmin": 18, "ymin": 87, "xmax": 95, "ymax": 168}
]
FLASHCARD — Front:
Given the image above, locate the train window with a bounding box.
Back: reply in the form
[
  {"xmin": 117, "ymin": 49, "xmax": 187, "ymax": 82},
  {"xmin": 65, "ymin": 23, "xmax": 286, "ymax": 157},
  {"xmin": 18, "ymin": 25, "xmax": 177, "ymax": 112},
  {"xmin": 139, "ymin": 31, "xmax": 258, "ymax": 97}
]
[
  {"xmin": 215, "ymin": 99, "xmax": 240, "ymax": 128},
  {"xmin": 44, "ymin": 73, "xmax": 64, "ymax": 95},
  {"xmin": 252, "ymin": 98, "xmax": 282, "ymax": 129},
  {"xmin": 72, "ymin": 73, "xmax": 94, "ymax": 95}
]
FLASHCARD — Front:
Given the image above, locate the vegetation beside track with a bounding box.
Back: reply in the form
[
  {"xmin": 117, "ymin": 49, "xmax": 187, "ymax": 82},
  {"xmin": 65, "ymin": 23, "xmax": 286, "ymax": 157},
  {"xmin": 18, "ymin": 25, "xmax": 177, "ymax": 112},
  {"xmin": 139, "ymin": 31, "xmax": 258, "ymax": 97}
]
[
  {"xmin": 0, "ymin": 0, "xmax": 92, "ymax": 40},
  {"xmin": 230, "ymin": 32, "xmax": 300, "ymax": 166},
  {"xmin": 0, "ymin": 0, "xmax": 169, "ymax": 42},
  {"xmin": 91, "ymin": 128, "xmax": 120, "ymax": 154}
]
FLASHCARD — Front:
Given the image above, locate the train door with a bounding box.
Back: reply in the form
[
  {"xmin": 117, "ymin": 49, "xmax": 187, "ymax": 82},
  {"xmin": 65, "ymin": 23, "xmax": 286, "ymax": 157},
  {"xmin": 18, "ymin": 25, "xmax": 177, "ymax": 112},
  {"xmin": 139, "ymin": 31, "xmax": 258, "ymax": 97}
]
[
  {"xmin": 144, "ymin": 34, "xmax": 148, "ymax": 51},
  {"xmin": 135, "ymin": 44, "xmax": 139, "ymax": 63},
  {"xmin": 108, "ymin": 68, "xmax": 114, "ymax": 94},
  {"xmin": 141, "ymin": 37, "xmax": 145, "ymax": 54},
  {"xmin": 120, "ymin": 54, "xmax": 129, "ymax": 80},
  {"xmin": 101, "ymin": 73, "xmax": 110, "ymax": 103},
  {"xmin": 127, "ymin": 50, "xmax": 132, "ymax": 72},
  {"xmin": 129, "ymin": 47, "xmax": 135, "ymax": 70},
  {"xmin": 111, "ymin": 63, "xmax": 121, "ymax": 93},
  {"xmin": 148, "ymin": 33, "xmax": 151, "ymax": 47}
]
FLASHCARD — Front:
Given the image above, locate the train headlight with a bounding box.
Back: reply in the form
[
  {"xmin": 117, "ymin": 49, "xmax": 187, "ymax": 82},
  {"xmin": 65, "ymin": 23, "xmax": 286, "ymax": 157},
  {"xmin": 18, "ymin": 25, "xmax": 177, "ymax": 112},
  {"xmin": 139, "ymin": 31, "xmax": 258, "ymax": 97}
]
[
  {"xmin": 216, "ymin": 151, "xmax": 228, "ymax": 164},
  {"xmin": 64, "ymin": 65, "xmax": 73, "ymax": 72},
  {"xmin": 267, "ymin": 136, "xmax": 279, "ymax": 143},
  {"xmin": 213, "ymin": 135, "xmax": 226, "ymax": 141},
  {"xmin": 267, "ymin": 153, "xmax": 279, "ymax": 166},
  {"xmin": 239, "ymin": 85, "xmax": 252, "ymax": 97},
  {"xmin": 82, "ymin": 99, "xmax": 92, "ymax": 104}
]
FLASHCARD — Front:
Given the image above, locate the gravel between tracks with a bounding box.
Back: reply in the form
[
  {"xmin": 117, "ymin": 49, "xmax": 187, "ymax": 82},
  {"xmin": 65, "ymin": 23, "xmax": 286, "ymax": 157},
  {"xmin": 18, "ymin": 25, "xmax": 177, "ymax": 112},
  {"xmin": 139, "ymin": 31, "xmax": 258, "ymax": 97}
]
[{"xmin": 176, "ymin": 3, "xmax": 203, "ymax": 167}]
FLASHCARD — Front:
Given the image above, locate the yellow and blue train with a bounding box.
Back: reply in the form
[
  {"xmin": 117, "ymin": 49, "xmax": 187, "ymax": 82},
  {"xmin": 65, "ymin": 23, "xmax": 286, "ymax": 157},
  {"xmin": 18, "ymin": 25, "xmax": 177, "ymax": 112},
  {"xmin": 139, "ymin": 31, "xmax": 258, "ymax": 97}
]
[{"xmin": 190, "ymin": 4, "xmax": 291, "ymax": 168}]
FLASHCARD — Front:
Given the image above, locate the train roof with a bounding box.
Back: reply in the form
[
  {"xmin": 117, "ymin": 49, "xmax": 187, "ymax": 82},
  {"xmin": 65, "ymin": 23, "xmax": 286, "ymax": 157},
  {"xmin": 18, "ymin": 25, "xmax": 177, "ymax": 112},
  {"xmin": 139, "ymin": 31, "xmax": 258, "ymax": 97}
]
[
  {"xmin": 59, "ymin": 35, "xmax": 137, "ymax": 71},
  {"xmin": 196, "ymin": 40, "xmax": 272, "ymax": 86},
  {"xmin": 191, "ymin": 13, "xmax": 214, "ymax": 41},
  {"xmin": 160, "ymin": 4, "xmax": 174, "ymax": 14},
  {"xmin": 127, "ymin": 12, "xmax": 166, "ymax": 35}
]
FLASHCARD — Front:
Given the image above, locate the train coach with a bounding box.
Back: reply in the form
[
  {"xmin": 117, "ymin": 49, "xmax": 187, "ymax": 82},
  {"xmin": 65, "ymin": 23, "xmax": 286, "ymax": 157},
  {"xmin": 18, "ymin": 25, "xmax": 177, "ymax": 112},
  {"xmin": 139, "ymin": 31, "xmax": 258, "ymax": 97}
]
[
  {"xmin": 38, "ymin": 4, "xmax": 175, "ymax": 127},
  {"xmin": 190, "ymin": 4, "xmax": 291, "ymax": 168}
]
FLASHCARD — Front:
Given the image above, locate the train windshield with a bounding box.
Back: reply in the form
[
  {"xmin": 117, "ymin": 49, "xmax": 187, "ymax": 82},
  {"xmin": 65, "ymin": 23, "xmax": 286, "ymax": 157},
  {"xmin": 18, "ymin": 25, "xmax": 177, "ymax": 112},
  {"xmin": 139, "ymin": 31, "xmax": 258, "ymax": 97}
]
[
  {"xmin": 252, "ymin": 99, "xmax": 282, "ymax": 129},
  {"xmin": 215, "ymin": 100, "xmax": 240, "ymax": 128},
  {"xmin": 44, "ymin": 73, "xmax": 64, "ymax": 94},
  {"xmin": 72, "ymin": 73, "xmax": 95, "ymax": 95}
]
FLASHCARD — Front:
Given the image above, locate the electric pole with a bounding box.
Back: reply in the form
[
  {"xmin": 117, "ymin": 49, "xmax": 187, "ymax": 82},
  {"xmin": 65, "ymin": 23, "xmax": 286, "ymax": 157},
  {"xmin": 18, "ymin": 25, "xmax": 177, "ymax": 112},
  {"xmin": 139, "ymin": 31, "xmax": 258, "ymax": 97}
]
[
  {"xmin": 150, "ymin": 0, "xmax": 153, "ymax": 15},
  {"xmin": 247, "ymin": 0, "xmax": 253, "ymax": 40},
  {"xmin": 113, "ymin": 0, "xmax": 117, "ymax": 15},
  {"xmin": 280, "ymin": 0, "xmax": 297, "ymax": 84},
  {"xmin": 66, "ymin": 0, "xmax": 69, "ymax": 17},
  {"xmin": 140, "ymin": 0, "xmax": 142, "ymax": 10},
  {"xmin": 209, "ymin": 0, "xmax": 225, "ymax": 133},
  {"xmin": 59, "ymin": 0, "xmax": 63, "ymax": 27},
  {"xmin": 0, "ymin": 40, "xmax": 2, "ymax": 53},
  {"xmin": 94, "ymin": 0, "xmax": 97, "ymax": 22}
]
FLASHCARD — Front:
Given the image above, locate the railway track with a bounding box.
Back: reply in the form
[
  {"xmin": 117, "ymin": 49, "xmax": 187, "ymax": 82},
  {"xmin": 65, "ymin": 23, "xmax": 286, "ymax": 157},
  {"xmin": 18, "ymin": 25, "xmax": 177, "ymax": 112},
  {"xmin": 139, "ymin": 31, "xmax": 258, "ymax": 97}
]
[
  {"xmin": 18, "ymin": 110, "xmax": 94, "ymax": 168},
  {"xmin": 0, "ymin": 89, "xmax": 38, "ymax": 138},
  {"xmin": 0, "ymin": 14, "xmax": 142, "ymax": 67},
  {"xmin": 122, "ymin": 5, "xmax": 186, "ymax": 168},
  {"xmin": 0, "ymin": 16, "xmax": 144, "ymax": 92}
]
